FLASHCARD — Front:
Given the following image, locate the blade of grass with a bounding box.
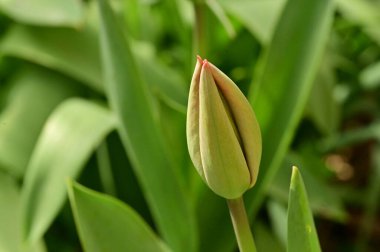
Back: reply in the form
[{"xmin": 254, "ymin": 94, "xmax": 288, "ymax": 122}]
[
  {"xmin": 288, "ymin": 166, "xmax": 321, "ymax": 252},
  {"xmin": 21, "ymin": 98, "xmax": 116, "ymax": 244},
  {"xmin": 67, "ymin": 180, "xmax": 171, "ymax": 252},
  {"xmin": 96, "ymin": 1, "xmax": 197, "ymax": 251}
]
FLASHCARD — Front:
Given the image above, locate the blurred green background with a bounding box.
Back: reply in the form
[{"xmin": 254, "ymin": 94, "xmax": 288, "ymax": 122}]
[{"xmin": 0, "ymin": 0, "xmax": 380, "ymax": 251}]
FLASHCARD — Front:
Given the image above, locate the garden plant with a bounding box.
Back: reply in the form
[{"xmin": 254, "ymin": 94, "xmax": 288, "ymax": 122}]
[{"xmin": 0, "ymin": 0, "xmax": 380, "ymax": 251}]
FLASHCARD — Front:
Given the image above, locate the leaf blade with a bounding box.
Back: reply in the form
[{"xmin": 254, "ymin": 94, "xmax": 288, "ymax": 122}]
[
  {"xmin": 21, "ymin": 98, "xmax": 116, "ymax": 243},
  {"xmin": 96, "ymin": 0, "xmax": 197, "ymax": 251},
  {"xmin": 0, "ymin": 0, "xmax": 84, "ymax": 27},
  {"xmin": 67, "ymin": 181, "xmax": 171, "ymax": 252},
  {"xmin": 0, "ymin": 65, "xmax": 80, "ymax": 177},
  {"xmin": 246, "ymin": 0, "xmax": 335, "ymax": 217},
  {"xmin": 0, "ymin": 172, "xmax": 46, "ymax": 252},
  {"xmin": 287, "ymin": 166, "xmax": 321, "ymax": 252}
]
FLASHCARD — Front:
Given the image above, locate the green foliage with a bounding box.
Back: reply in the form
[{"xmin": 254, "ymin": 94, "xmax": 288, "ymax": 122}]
[
  {"xmin": 67, "ymin": 180, "xmax": 171, "ymax": 252},
  {"xmin": 288, "ymin": 167, "xmax": 321, "ymax": 252},
  {"xmin": 247, "ymin": 0, "xmax": 334, "ymax": 214},
  {"xmin": 0, "ymin": 172, "xmax": 46, "ymax": 252},
  {"xmin": 0, "ymin": 0, "xmax": 84, "ymax": 26},
  {"xmin": 21, "ymin": 99, "xmax": 116, "ymax": 243},
  {"xmin": 0, "ymin": 0, "xmax": 379, "ymax": 251},
  {"xmin": 96, "ymin": 0, "xmax": 197, "ymax": 251},
  {"xmin": 0, "ymin": 65, "xmax": 80, "ymax": 177}
]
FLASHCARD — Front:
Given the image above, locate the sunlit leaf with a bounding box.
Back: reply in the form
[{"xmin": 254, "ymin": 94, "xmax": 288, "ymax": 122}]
[
  {"xmin": 67, "ymin": 181, "xmax": 171, "ymax": 252},
  {"xmin": 0, "ymin": 65, "xmax": 80, "ymax": 177},
  {"xmin": 0, "ymin": 171, "xmax": 45, "ymax": 252},
  {"xmin": 22, "ymin": 98, "xmax": 116, "ymax": 244},
  {"xmin": 0, "ymin": 0, "xmax": 84, "ymax": 27}
]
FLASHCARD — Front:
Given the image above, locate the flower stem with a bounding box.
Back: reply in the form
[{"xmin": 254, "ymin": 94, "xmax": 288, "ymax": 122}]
[{"xmin": 227, "ymin": 197, "xmax": 257, "ymax": 252}]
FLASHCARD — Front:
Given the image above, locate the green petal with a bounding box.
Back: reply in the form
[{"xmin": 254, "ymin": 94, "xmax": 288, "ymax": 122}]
[
  {"xmin": 209, "ymin": 63, "xmax": 262, "ymax": 187},
  {"xmin": 186, "ymin": 57, "xmax": 205, "ymax": 180},
  {"xmin": 199, "ymin": 62, "xmax": 250, "ymax": 199}
]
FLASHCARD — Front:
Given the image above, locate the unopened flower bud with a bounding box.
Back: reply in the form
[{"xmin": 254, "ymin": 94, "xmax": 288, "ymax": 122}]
[{"xmin": 186, "ymin": 56, "xmax": 262, "ymax": 199}]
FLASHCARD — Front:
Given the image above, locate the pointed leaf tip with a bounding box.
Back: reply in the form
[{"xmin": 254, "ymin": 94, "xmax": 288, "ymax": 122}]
[
  {"xmin": 68, "ymin": 182, "xmax": 171, "ymax": 252},
  {"xmin": 291, "ymin": 166, "xmax": 299, "ymax": 186},
  {"xmin": 288, "ymin": 165, "xmax": 321, "ymax": 252}
]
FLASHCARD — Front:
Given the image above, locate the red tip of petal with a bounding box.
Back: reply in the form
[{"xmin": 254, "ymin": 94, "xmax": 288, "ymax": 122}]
[
  {"xmin": 202, "ymin": 59, "xmax": 209, "ymax": 67},
  {"xmin": 196, "ymin": 55, "xmax": 203, "ymax": 63}
]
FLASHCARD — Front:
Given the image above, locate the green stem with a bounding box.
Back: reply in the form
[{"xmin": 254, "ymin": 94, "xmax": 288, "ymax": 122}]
[
  {"xmin": 227, "ymin": 197, "xmax": 257, "ymax": 252},
  {"xmin": 96, "ymin": 141, "xmax": 116, "ymax": 196}
]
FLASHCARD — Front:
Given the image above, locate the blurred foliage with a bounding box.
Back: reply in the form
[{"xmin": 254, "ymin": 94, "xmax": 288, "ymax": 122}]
[{"xmin": 0, "ymin": 0, "xmax": 379, "ymax": 251}]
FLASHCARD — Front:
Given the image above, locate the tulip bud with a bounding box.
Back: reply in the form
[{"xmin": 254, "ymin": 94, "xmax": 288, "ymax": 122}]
[{"xmin": 186, "ymin": 56, "xmax": 262, "ymax": 199}]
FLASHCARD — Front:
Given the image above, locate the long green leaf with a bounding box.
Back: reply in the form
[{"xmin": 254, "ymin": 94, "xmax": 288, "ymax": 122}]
[
  {"xmin": 246, "ymin": 0, "xmax": 334, "ymax": 216},
  {"xmin": 96, "ymin": 0, "xmax": 197, "ymax": 251},
  {"xmin": 288, "ymin": 166, "xmax": 321, "ymax": 252},
  {"xmin": 196, "ymin": 0, "xmax": 334, "ymax": 251},
  {"xmin": 21, "ymin": 98, "xmax": 116, "ymax": 244},
  {"xmin": 67, "ymin": 181, "xmax": 171, "ymax": 252},
  {"xmin": 0, "ymin": 24, "xmax": 187, "ymax": 108},
  {"xmin": 217, "ymin": 0, "xmax": 286, "ymax": 44},
  {"xmin": 0, "ymin": 25, "xmax": 103, "ymax": 92},
  {"xmin": 0, "ymin": 0, "xmax": 83, "ymax": 27},
  {"xmin": 0, "ymin": 171, "xmax": 45, "ymax": 252},
  {"xmin": 0, "ymin": 65, "xmax": 80, "ymax": 177}
]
